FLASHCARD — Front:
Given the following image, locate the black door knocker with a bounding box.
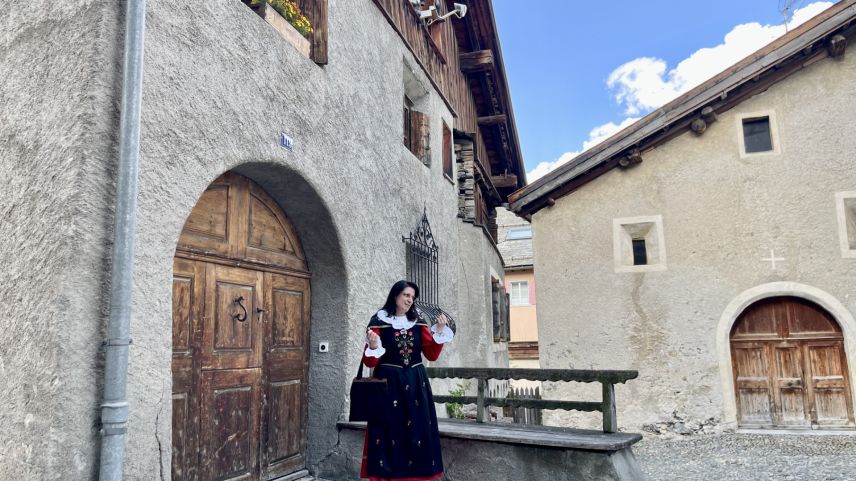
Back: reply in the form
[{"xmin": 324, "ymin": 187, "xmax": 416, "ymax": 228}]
[{"xmin": 232, "ymin": 296, "xmax": 248, "ymax": 322}]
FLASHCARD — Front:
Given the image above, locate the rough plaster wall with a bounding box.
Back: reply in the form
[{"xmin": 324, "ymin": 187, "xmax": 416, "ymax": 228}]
[
  {"xmin": 1, "ymin": 2, "xmax": 121, "ymax": 480},
  {"xmin": 534, "ymin": 51, "xmax": 856, "ymax": 432}
]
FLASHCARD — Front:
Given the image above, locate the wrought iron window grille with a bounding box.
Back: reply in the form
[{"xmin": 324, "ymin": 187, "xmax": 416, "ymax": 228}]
[{"xmin": 402, "ymin": 208, "xmax": 457, "ymax": 333}]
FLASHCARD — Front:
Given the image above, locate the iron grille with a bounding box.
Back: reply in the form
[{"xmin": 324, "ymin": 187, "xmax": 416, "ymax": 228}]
[{"xmin": 402, "ymin": 209, "xmax": 457, "ymax": 333}]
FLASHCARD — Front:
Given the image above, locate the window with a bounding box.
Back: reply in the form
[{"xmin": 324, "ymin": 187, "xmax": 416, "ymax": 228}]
[
  {"xmin": 742, "ymin": 117, "xmax": 773, "ymax": 153},
  {"xmin": 613, "ymin": 215, "xmax": 666, "ymax": 272},
  {"xmin": 836, "ymin": 191, "xmax": 856, "ymax": 258},
  {"xmin": 510, "ymin": 281, "xmax": 529, "ymax": 306},
  {"xmin": 506, "ymin": 226, "xmax": 532, "ymax": 240},
  {"xmin": 442, "ymin": 122, "xmax": 453, "ymax": 181},
  {"xmin": 632, "ymin": 239, "xmax": 647, "ymax": 265},
  {"xmin": 737, "ymin": 111, "xmax": 780, "ymax": 157}
]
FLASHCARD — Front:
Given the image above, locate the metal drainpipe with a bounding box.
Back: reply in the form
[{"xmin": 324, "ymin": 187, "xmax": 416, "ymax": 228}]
[{"xmin": 99, "ymin": 0, "xmax": 146, "ymax": 479}]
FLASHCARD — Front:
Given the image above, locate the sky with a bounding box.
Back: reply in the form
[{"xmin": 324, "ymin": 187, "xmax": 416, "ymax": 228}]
[{"xmin": 491, "ymin": 0, "xmax": 837, "ymax": 182}]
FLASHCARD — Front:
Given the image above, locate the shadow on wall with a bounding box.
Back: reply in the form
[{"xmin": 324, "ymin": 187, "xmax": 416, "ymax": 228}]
[{"xmin": 233, "ymin": 161, "xmax": 349, "ymax": 468}]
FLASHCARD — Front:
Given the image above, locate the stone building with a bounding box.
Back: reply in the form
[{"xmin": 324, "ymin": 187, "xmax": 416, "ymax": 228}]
[
  {"xmin": 510, "ymin": 1, "xmax": 856, "ymax": 434},
  {"xmin": 0, "ymin": 1, "xmax": 524, "ymax": 480},
  {"xmin": 496, "ymin": 208, "xmax": 539, "ymax": 375}
]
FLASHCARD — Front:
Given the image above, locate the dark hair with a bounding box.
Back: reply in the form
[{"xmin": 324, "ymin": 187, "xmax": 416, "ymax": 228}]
[{"xmin": 381, "ymin": 280, "xmax": 420, "ymax": 321}]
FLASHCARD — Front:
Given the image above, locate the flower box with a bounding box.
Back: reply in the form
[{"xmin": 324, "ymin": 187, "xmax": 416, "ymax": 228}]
[{"xmin": 250, "ymin": 2, "xmax": 311, "ymax": 58}]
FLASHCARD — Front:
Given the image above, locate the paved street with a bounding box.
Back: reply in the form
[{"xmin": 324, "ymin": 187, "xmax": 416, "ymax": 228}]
[{"xmin": 634, "ymin": 432, "xmax": 856, "ymax": 481}]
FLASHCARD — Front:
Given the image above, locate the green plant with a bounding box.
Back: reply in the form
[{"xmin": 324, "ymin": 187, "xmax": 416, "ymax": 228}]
[
  {"xmin": 252, "ymin": 0, "xmax": 314, "ymax": 37},
  {"xmin": 445, "ymin": 382, "xmax": 469, "ymax": 419}
]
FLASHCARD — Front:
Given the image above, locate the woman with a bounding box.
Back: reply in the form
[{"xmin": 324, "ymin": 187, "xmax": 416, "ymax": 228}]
[{"xmin": 360, "ymin": 280, "xmax": 454, "ymax": 481}]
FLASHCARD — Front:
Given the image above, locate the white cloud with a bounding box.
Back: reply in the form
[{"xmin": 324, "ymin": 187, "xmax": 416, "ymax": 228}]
[
  {"xmin": 527, "ymin": 117, "xmax": 640, "ymax": 182},
  {"xmin": 607, "ymin": 2, "xmax": 832, "ymax": 115},
  {"xmin": 527, "ymin": 2, "xmax": 833, "ymax": 184}
]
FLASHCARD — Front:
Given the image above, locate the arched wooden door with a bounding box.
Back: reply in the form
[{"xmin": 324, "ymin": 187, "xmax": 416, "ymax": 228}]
[
  {"xmin": 731, "ymin": 296, "xmax": 854, "ymax": 428},
  {"xmin": 172, "ymin": 173, "xmax": 311, "ymax": 481}
]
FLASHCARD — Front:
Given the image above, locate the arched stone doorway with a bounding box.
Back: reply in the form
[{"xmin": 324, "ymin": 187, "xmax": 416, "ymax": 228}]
[
  {"xmin": 171, "ymin": 172, "xmax": 311, "ymax": 481},
  {"xmin": 730, "ymin": 296, "xmax": 855, "ymax": 428}
]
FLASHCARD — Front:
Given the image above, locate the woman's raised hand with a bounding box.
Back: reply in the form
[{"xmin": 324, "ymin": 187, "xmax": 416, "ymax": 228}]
[
  {"xmin": 366, "ymin": 329, "xmax": 380, "ymax": 349},
  {"xmin": 436, "ymin": 314, "xmax": 448, "ymax": 333}
]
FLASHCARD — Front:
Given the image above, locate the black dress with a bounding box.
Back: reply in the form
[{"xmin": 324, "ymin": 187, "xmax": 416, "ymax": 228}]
[{"xmin": 360, "ymin": 313, "xmax": 448, "ymax": 481}]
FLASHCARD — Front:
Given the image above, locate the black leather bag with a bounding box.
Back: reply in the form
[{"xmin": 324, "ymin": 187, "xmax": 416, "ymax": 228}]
[{"xmin": 348, "ymin": 358, "xmax": 388, "ymax": 423}]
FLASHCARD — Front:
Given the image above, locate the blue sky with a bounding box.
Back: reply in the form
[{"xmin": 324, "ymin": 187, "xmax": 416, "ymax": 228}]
[{"xmin": 492, "ymin": 1, "xmax": 836, "ymax": 181}]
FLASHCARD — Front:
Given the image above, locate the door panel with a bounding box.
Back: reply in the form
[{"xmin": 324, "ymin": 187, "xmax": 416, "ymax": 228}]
[
  {"xmin": 262, "ymin": 274, "xmax": 310, "ymax": 478},
  {"xmin": 805, "ymin": 341, "xmax": 854, "ymax": 425},
  {"xmin": 172, "ymin": 258, "xmax": 205, "ymax": 481},
  {"xmin": 732, "ymin": 343, "xmax": 773, "ymax": 425},
  {"xmin": 199, "ymin": 369, "xmax": 262, "ymax": 481},
  {"xmin": 771, "ymin": 344, "xmax": 808, "ymax": 426},
  {"xmin": 202, "ymin": 265, "xmax": 264, "ymax": 370}
]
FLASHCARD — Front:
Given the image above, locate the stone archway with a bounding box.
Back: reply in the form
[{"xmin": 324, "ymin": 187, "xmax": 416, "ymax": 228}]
[
  {"xmin": 171, "ymin": 172, "xmax": 311, "ymax": 481},
  {"xmin": 716, "ymin": 282, "xmax": 856, "ymax": 429}
]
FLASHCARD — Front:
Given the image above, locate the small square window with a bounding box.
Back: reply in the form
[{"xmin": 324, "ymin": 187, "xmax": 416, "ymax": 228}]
[
  {"xmin": 613, "ymin": 215, "xmax": 666, "ymax": 272},
  {"xmin": 835, "ymin": 191, "xmax": 856, "ymax": 258},
  {"xmin": 742, "ymin": 117, "xmax": 773, "ymax": 153},
  {"xmin": 506, "ymin": 226, "xmax": 532, "ymax": 240}
]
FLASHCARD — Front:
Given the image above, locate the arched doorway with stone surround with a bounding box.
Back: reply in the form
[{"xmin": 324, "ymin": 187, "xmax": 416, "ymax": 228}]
[
  {"xmin": 170, "ymin": 168, "xmax": 349, "ymax": 481},
  {"xmin": 717, "ymin": 283, "xmax": 856, "ymax": 430}
]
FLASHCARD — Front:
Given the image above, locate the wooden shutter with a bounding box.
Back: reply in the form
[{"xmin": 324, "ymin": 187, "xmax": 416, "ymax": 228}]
[
  {"xmin": 409, "ymin": 110, "xmax": 430, "ymax": 164},
  {"xmin": 295, "ymin": 0, "xmax": 328, "ymax": 64},
  {"xmin": 442, "ymin": 123, "xmax": 452, "ymax": 178}
]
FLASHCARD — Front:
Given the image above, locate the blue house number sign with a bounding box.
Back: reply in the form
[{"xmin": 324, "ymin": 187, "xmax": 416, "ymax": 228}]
[{"xmin": 280, "ymin": 132, "xmax": 294, "ymax": 151}]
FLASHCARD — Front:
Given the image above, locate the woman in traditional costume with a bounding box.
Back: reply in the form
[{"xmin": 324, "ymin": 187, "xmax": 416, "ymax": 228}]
[{"xmin": 360, "ymin": 280, "xmax": 454, "ymax": 481}]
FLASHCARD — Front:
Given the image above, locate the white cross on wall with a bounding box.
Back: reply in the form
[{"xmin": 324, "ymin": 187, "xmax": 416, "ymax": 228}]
[{"xmin": 761, "ymin": 249, "xmax": 785, "ymax": 269}]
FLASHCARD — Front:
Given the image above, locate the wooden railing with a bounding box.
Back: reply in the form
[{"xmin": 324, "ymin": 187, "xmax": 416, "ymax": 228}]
[{"xmin": 427, "ymin": 367, "xmax": 638, "ymax": 433}]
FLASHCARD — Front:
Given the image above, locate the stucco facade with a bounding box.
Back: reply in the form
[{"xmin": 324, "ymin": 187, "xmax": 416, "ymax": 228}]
[
  {"xmin": 529, "ymin": 42, "xmax": 856, "ymax": 432},
  {"xmin": 0, "ymin": 1, "xmax": 516, "ymax": 480}
]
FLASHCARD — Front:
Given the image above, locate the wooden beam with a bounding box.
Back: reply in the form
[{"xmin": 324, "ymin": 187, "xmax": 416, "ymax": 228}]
[
  {"xmin": 460, "ymin": 49, "xmax": 494, "ymax": 74},
  {"xmin": 490, "ymin": 174, "xmax": 517, "ymax": 188},
  {"xmin": 477, "ymin": 114, "xmax": 506, "ymax": 126}
]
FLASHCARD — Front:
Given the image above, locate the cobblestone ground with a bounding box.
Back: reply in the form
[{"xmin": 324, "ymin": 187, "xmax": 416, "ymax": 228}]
[{"xmin": 634, "ymin": 432, "xmax": 856, "ymax": 481}]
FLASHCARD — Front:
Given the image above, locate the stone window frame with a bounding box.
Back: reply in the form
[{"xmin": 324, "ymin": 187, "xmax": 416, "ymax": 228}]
[
  {"xmin": 835, "ymin": 191, "xmax": 856, "ymax": 259},
  {"xmin": 612, "ymin": 215, "xmax": 667, "ymax": 273},
  {"xmin": 736, "ymin": 109, "xmax": 782, "ymax": 159}
]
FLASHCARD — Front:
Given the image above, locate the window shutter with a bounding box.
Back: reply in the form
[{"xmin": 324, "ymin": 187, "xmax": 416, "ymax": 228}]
[
  {"xmin": 502, "ymin": 292, "xmax": 510, "ymax": 342},
  {"xmin": 492, "ymin": 282, "xmax": 501, "ymax": 342}
]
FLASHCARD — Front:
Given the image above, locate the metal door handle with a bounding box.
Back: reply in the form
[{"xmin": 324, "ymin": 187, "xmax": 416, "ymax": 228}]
[{"xmin": 233, "ymin": 296, "xmax": 248, "ymax": 322}]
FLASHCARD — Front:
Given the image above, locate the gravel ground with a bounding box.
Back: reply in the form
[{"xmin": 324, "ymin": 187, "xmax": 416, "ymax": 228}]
[{"xmin": 634, "ymin": 432, "xmax": 856, "ymax": 481}]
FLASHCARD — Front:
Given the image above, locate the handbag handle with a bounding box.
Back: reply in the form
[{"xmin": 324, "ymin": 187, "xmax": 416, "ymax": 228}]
[{"xmin": 355, "ymin": 357, "xmax": 366, "ymax": 380}]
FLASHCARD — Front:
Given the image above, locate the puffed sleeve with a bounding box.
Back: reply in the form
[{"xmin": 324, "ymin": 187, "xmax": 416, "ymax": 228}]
[{"xmin": 362, "ymin": 327, "xmax": 384, "ymax": 368}]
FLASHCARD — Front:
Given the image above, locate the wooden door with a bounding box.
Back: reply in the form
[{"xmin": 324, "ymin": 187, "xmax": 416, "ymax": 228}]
[
  {"xmin": 172, "ymin": 173, "xmax": 311, "ymax": 481},
  {"xmin": 731, "ymin": 297, "xmax": 854, "ymax": 428}
]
